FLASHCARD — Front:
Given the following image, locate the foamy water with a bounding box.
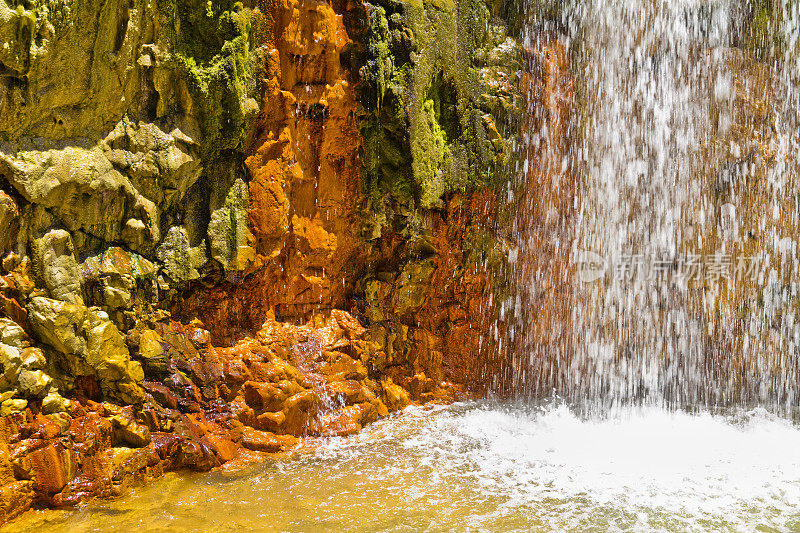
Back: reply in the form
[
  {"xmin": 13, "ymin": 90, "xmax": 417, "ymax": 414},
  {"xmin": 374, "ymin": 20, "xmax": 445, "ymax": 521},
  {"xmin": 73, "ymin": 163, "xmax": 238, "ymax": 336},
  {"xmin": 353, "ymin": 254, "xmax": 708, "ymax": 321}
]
[{"xmin": 9, "ymin": 402, "xmax": 800, "ymax": 532}]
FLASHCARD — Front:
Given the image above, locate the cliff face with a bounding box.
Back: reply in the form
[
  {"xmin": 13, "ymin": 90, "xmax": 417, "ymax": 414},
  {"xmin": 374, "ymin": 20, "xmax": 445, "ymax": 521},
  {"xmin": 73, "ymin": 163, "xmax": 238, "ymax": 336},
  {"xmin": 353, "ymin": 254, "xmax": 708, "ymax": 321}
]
[
  {"xmin": 0, "ymin": 0, "xmax": 525, "ymax": 521},
  {"xmin": 179, "ymin": 0, "xmax": 525, "ymax": 395}
]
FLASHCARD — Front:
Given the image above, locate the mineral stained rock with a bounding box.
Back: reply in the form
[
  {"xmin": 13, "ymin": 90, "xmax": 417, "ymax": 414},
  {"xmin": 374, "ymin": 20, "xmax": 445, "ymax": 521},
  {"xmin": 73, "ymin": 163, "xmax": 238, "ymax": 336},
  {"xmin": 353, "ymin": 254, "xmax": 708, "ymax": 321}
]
[{"xmin": 0, "ymin": 0, "xmax": 527, "ymax": 522}]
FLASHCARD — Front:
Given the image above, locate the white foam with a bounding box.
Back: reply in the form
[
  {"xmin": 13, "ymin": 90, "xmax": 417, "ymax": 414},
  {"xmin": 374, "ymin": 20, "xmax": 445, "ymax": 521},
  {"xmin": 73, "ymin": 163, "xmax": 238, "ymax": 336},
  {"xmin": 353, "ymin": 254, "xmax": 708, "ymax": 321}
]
[{"xmin": 359, "ymin": 403, "xmax": 800, "ymax": 530}]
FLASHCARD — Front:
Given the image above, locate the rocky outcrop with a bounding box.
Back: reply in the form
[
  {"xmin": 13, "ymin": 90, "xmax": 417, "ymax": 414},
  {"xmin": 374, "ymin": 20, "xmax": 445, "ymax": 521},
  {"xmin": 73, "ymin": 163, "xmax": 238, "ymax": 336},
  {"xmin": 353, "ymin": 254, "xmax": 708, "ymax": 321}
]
[
  {"xmin": 0, "ymin": 309, "xmax": 412, "ymax": 518},
  {"xmin": 0, "ymin": 0, "xmax": 525, "ymax": 522},
  {"xmin": 179, "ymin": 0, "xmax": 523, "ymax": 397}
]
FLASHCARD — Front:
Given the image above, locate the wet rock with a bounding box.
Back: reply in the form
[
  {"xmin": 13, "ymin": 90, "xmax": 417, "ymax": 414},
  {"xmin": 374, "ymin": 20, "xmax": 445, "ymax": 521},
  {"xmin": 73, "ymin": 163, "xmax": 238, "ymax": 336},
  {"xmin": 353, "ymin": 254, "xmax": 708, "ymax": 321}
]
[
  {"xmin": 23, "ymin": 414, "xmax": 64, "ymax": 441},
  {"xmin": 141, "ymin": 381, "xmax": 179, "ymax": 411},
  {"xmin": 68, "ymin": 412, "xmax": 114, "ymax": 456},
  {"xmin": 27, "ymin": 443, "xmax": 77, "ymax": 495},
  {"xmin": 110, "ymin": 417, "xmax": 151, "ymax": 449},
  {"xmin": 107, "ymin": 447, "xmax": 149, "ymax": 482},
  {"xmin": 0, "ymin": 480, "xmax": 34, "ymax": 524},
  {"xmin": 381, "ymin": 378, "xmax": 411, "ymax": 412},
  {"xmin": 243, "ymin": 380, "xmax": 297, "ymax": 412},
  {"xmin": 32, "ymin": 229, "xmax": 85, "ymax": 305},
  {"xmin": 0, "ymin": 399, "xmax": 27, "ymax": 416},
  {"xmin": 311, "ymin": 406, "xmax": 363, "ymax": 437},
  {"xmin": 282, "ymin": 390, "xmax": 324, "ymax": 435},
  {"xmin": 393, "ymin": 259, "xmax": 436, "ymax": 316},
  {"xmin": 136, "ymin": 329, "xmax": 169, "ymax": 374},
  {"xmin": 0, "ymin": 191, "xmax": 19, "ymax": 255},
  {"xmin": 84, "ymin": 309, "xmax": 144, "ymax": 386},
  {"xmin": 200, "ymin": 434, "xmax": 238, "ymax": 462},
  {"xmin": 147, "ymin": 433, "xmax": 183, "ymax": 463},
  {"xmin": 240, "ymin": 427, "xmax": 297, "ymax": 453},
  {"xmin": 255, "ymin": 410, "xmax": 286, "ymax": 433},
  {"xmin": 327, "ymin": 380, "xmax": 370, "ymax": 405},
  {"xmin": 82, "ymin": 247, "xmax": 157, "ymax": 281},
  {"xmin": 17, "ymin": 370, "xmax": 51, "ymax": 397},
  {"xmin": 175, "ymin": 438, "xmax": 219, "ymax": 472}
]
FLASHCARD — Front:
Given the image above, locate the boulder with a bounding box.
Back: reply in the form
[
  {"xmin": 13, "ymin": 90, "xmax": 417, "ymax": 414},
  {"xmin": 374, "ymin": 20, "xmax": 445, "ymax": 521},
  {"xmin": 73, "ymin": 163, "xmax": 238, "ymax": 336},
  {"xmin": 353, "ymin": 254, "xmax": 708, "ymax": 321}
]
[
  {"xmin": 111, "ymin": 418, "xmax": 151, "ymax": 448},
  {"xmin": 137, "ymin": 329, "xmax": 169, "ymax": 374},
  {"xmin": 84, "ymin": 309, "xmax": 143, "ymax": 383},
  {"xmin": 27, "ymin": 297, "xmax": 143, "ymax": 403},
  {"xmin": 41, "ymin": 392, "xmax": 70, "ymax": 415},
  {"xmin": 0, "ymin": 191, "xmax": 19, "ymax": 255},
  {"xmin": 20, "ymin": 347, "xmax": 46, "ymax": 370},
  {"xmin": 0, "ymin": 318, "xmax": 27, "ymax": 349},
  {"xmin": 0, "ymin": 343, "xmax": 22, "ymax": 389},
  {"xmin": 240, "ymin": 427, "xmax": 297, "ymax": 453},
  {"xmin": 156, "ymin": 226, "xmax": 205, "ymax": 282},
  {"xmin": 0, "ymin": 147, "xmax": 157, "ymax": 254},
  {"xmin": 0, "ymin": 399, "xmax": 27, "ymax": 416},
  {"xmin": 381, "ymin": 378, "xmax": 411, "ymax": 412},
  {"xmin": 27, "ymin": 297, "xmax": 88, "ymax": 357},
  {"xmin": 27, "ymin": 443, "xmax": 77, "ymax": 496},
  {"xmin": 17, "ymin": 370, "xmax": 51, "ymax": 397},
  {"xmin": 102, "ymin": 120, "xmax": 202, "ymax": 209},
  {"xmin": 32, "ymin": 229, "xmax": 84, "ymax": 305}
]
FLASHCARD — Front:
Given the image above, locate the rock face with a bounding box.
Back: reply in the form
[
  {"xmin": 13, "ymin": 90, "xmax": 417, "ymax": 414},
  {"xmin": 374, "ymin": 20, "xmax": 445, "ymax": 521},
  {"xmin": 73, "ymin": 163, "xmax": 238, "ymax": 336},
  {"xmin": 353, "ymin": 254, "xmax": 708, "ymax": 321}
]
[
  {"xmin": 179, "ymin": 0, "xmax": 523, "ymax": 396},
  {"xmin": 0, "ymin": 0, "xmax": 525, "ymax": 522}
]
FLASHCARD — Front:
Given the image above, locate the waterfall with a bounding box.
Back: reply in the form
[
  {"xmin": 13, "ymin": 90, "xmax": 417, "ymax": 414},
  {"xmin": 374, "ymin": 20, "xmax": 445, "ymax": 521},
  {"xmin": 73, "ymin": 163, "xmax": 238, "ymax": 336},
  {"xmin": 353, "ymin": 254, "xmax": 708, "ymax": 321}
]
[{"xmin": 510, "ymin": 0, "xmax": 800, "ymax": 414}]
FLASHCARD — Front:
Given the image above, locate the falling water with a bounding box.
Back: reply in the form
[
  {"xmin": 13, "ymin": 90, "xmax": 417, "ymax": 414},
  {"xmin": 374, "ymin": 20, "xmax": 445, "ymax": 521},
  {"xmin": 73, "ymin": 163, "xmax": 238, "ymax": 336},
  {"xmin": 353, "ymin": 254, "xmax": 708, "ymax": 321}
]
[{"xmin": 511, "ymin": 0, "xmax": 800, "ymax": 415}]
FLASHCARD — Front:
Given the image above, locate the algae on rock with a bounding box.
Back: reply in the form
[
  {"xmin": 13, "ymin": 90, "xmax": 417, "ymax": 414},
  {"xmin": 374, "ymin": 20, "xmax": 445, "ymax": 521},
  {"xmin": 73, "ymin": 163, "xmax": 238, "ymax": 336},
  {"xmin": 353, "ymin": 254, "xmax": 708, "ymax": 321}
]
[{"xmin": 355, "ymin": 0, "xmax": 522, "ymax": 241}]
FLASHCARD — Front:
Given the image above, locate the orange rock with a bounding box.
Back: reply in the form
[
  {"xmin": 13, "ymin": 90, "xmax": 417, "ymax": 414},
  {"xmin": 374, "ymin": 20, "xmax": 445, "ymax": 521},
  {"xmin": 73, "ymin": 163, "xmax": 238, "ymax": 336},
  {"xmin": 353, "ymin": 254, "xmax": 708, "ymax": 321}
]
[
  {"xmin": 380, "ymin": 379, "xmax": 411, "ymax": 412},
  {"xmin": 178, "ymin": 0, "xmax": 366, "ymax": 339},
  {"xmin": 240, "ymin": 427, "xmax": 297, "ymax": 453},
  {"xmin": 331, "ymin": 309, "xmax": 366, "ymax": 339},
  {"xmin": 0, "ymin": 480, "xmax": 34, "ymax": 523},
  {"xmin": 26, "ymin": 414, "xmax": 63, "ymax": 440},
  {"xmin": 282, "ymin": 389, "xmax": 324, "ymax": 435},
  {"xmin": 243, "ymin": 381, "xmax": 291, "ymax": 412},
  {"xmin": 27, "ymin": 443, "xmax": 77, "ymax": 495},
  {"xmin": 327, "ymin": 380, "xmax": 370, "ymax": 405},
  {"xmin": 201, "ymin": 434, "xmax": 238, "ymax": 462},
  {"xmin": 69, "ymin": 412, "xmax": 114, "ymax": 454},
  {"xmin": 255, "ymin": 410, "xmax": 286, "ymax": 434},
  {"xmin": 310, "ymin": 405, "xmax": 362, "ymax": 437},
  {"xmin": 231, "ymin": 399, "xmax": 257, "ymax": 427}
]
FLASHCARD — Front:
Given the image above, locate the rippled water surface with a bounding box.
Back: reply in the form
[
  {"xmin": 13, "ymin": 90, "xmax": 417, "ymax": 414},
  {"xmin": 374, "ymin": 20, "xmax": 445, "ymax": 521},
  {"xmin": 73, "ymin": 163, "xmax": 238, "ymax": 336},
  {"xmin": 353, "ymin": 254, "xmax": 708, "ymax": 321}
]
[{"xmin": 8, "ymin": 402, "xmax": 800, "ymax": 532}]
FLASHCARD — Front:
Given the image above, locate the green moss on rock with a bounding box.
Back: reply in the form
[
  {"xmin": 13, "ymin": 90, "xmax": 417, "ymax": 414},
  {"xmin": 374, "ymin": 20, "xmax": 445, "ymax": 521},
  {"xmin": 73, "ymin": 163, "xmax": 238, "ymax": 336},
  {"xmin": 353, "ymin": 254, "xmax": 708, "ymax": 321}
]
[
  {"xmin": 355, "ymin": 0, "xmax": 522, "ymax": 236},
  {"xmin": 160, "ymin": 0, "xmax": 257, "ymax": 160}
]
